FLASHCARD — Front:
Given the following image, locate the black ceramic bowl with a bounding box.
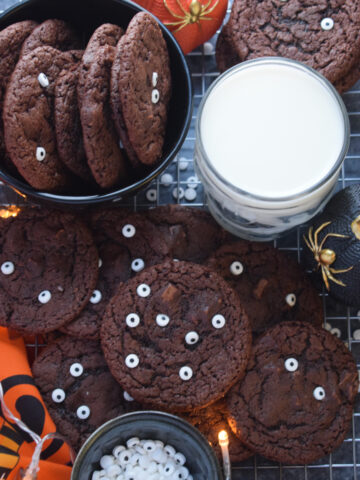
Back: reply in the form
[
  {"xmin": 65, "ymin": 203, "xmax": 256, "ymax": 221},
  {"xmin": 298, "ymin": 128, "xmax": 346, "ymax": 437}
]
[
  {"xmin": 71, "ymin": 411, "xmax": 223, "ymax": 480},
  {"xmin": 0, "ymin": 0, "xmax": 192, "ymax": 206}
]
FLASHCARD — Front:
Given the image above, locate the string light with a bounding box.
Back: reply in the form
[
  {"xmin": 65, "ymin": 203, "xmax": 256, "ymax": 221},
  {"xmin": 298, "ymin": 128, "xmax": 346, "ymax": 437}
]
[{"xmin": 218, "ymin": 430, "xmax": 231, "ymax": 480}]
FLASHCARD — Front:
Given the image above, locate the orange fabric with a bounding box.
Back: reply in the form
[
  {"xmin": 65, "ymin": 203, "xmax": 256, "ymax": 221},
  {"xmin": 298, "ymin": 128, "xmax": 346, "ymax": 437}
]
[{"xmin": 0, "ymin": 327, "xmax": 72, "ymax": 480}]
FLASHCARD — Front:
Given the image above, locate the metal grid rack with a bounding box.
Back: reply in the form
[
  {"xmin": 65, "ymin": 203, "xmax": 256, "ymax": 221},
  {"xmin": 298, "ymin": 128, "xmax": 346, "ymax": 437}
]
[{"xmin": 0, "ymin": 0, "xmax": 360, "ymax": 479}]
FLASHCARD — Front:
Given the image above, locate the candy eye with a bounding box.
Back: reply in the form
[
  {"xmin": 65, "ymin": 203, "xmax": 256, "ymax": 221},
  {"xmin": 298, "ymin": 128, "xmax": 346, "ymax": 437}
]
[
  {"xmin": 143, "ymin": 440, "xmax": 156, "ymax": 452},
  {"xmin": 90, "ymin": 289, "xmax": 102, "ymax": 304},
  {"xmin": 131, "ymin": 258, "xmax": 145, "ymax": 272},
  {"xmin": 125, "ymin": 354, "xmax": 139, "ymax": 368},
  {"xmin": 174, "ymin": 452, "xmax": 186, "ymax": 465},
  {"xmin": 38, "ymin": 290, "xmax": 51, "ymax": 304},
  {"xmin": 321, "ymin": 17, "xmax": 334, "ymax": 30},
  {"xmin": 122, "ymin": 224, "xmax": 136, "ymax": 238},
  {"xmin": 230, "ymin": 261, "xmax": 244, "ymax": 275},
  {"xmin": 185, "ymin": 331, "xmax": 199, "ymax": 345},
  {"xmin": 36, "ymin": 146, "xmax": 46, "ymax": 161},
  {"xmin": 286, "ymin": 293, "xmax": 296, "ymax": 307},
  {"xmin": 126, "ymin": 313, "xmax": 140, "ymax": 328},
  {"xmin": 152, "ymin": 89, "xmax": 160, "ymax": 104},
  {"xmin": 70, "ymin": 362, "xmax": 83, "ymax": 377},
  {"xmin": 212, "ymin": 314, "xmax": 226, "ymax": 329},
  {"xmin": 136, "ymin": 283, "xmax": 151, "ymax": 297},
  {"xmin": 1, "ymin": 261, "xmax": 14, "ymax": 275},
  {"xmin": 52, "ymin": 388, "xmax": 65, "ymax": 403},
  {"xmin": 37, "ymin": 72, "xmax": 49, "ymax": 87},
  {"xmin": 76, "ymin": 405, "xmax": 90, "ymax": 419},
  {"xmin": 284, "ymin": 358, "xmax": 298, "ymax": 372},
  {"xmin": 156, "ymin": 314, "xmax": 170, "ymax": 327},
  {"xmin": 123, "ymin": 391, "xmax": 134, "ymax": 402},
  {"xmin": 179, "ymin": 366, "xmax": 193, "ymax": 381},
  {"xmin": 313, "ymin": 386, "xmax": 326, "ymax": 400}
]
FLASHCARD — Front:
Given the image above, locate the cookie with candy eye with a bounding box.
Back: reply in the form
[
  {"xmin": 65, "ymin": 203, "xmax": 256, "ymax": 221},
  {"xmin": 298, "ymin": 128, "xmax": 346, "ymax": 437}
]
[
  {"xmin": 0, "ymin": 208, "xmax": 98, "ymax": 334},
  {"xmin": 227, "ymin": 321, "xmax": 358, "ymax": 465},
  {"xmin": 146, "ymin": 205, "xmax": 227, "ymax": 263},
  {"xmin": 32, "ymin": 337, "xmax": 140, "ymax": 451},
  {"xmin": 101, "ymin": 260, "xmax": 251, "ymax": 411},
  {"xmin": 224, "ymin": 0, "xmax": 360, "ymax": 84},
  {"xmin": 110, "ymin": 12, "xmax": 171, "ymax": 167},
  {"xmin": 206, "ymin": 241, "xmax": 323, "ymax": 336},
  {"xmin": 61, "ymin": 208, "xmax": 169, "ymax": 340},
  {"xmin": 183, "ymin": 397, "xmax": 253, "ymax": 463},
  {"xmin": 3, "ymin": 46, "xmax": 81, "ymax": 191}
]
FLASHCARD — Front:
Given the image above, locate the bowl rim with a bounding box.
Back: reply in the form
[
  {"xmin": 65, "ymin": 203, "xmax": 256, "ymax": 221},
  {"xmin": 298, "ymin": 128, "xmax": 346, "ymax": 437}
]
[
  {"xmin": 0, "ymin": 0, "xmax": 193, "ymax": 205},
  {"xmin": 71, "ymin": 410, "xmax": 223, "ymax": 480}
]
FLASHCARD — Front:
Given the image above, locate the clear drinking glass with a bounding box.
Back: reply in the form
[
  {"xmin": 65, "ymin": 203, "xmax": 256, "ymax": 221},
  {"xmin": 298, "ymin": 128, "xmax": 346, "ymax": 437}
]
[{"xmin": 194, "ymin": 57, "xmax": 350, "ymax": 241}]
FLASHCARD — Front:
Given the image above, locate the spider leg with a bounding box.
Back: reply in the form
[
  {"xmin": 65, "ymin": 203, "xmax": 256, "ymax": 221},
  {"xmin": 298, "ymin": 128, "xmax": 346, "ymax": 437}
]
[
  {"xmin": 163, "ymin": 0, "xmax": 186, "ymax": 19},
  {"xmin": 172, "ymin": 21, "xmax": 192, "ymax": 32},
  {"xmin": 165, "ymin": 19, "xmax": 188, "ymax": 27},
  {"xmin": 326, "ymin": 270, "xmax": 347, "ymax": 288},
  {"xmin": 202, "ymin": 0, "xmax": 220, "ymax": 16},
  {"xmin": 313, "ymin": 221, "xmax": 331, "ymax": 251},
  {"xmin": 304, "ymin": 227, "xmax": 315, "ymax": 251},
  {"xmin": 321, "ymin": 266, "xmax": 330, "ymax": 291},
  {"xmin": 318, "ymin": 232, "xmax": 350, "ymax": 251},
  {"xmin": 329, "ymin": 266, "xmax": 353, "ymax": 274},
  {"xmin": 175, "ymin": 0, "xmax": 189, "ymax": 16}
]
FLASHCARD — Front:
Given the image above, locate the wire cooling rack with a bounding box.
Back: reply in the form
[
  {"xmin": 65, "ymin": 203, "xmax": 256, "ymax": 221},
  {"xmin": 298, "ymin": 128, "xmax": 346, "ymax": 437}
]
[{"xmin": 0, "ymin": 0, "xmax": 360, "ymax": 479}]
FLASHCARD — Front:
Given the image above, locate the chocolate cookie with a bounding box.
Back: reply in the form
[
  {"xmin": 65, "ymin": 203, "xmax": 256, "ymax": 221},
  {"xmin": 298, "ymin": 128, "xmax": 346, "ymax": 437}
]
[
  {"xmin": 77, "ymin": 23, "xmax": 123, "ymax": 110},
  {"xmin": 54, "ymin": 64, "xmax": 92, "ymax": 182},
  {"xmin": 111, "ymin": 12, "xmax": 171, "ymax": 167},
  {"xmin": 225, "ymin": 0, "xmax": 360, "ymax": 83},
  {"xmin": 184, "ymin": 397, "xmax": 253, "ymax": 463},
  {"xmin": 61, "ymin": 208, "xmax": 169, "ymax": 340},
  {"xmin": 206, "ymin": 241, "xmax": 323, "ymax": 336},
  {"xmin": 101, "ymin": 260, "xmax": 251, "ymax": 411},
  {"xmin": 20, "ymin": 19, "xmax": 80, "ymax": 57},
  {"xmin": 0, "ymin": 208, "xmax": 98, "ymax": 334},
  {"xmin": 334, "ymin": 59, "xmax": 360, "ymax": 93},
  {"xmin": 227, "ymin": 322, "xmax": 358, "ymax": 465},
  {"xmin": 0, "ymin": 20, "xmax": 38, "ymax": 172},
  {"xmin": 80, "ymin": 45, "xmax": 127, "ymax": 188},
  {"xmin": 146, "ymin": 205, "xmax": 226, "ymax": 263},
  {"xmin": 3, "ymin": 46, "xmax": 80, "ymax": 191},
  {"xmin": 32, "ymin": 337, "xmax": 139, "ymax": 451}
]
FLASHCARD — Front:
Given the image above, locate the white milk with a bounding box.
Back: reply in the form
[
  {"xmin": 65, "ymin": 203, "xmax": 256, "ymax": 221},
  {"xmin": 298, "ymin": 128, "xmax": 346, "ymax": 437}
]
[
  {"xmin": 195, "ymin": 58, "xmax": 349, "ymax": 240},
  {"xmin": 200, "ymin": 62, "xmax": 344, "ymax": 199}
]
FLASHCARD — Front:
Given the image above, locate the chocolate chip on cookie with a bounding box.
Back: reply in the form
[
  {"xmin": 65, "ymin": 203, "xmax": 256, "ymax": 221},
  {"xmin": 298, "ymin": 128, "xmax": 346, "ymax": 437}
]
[
  {"xmin": 101, "ymin": 260, "xmax": 251, "ymax": 411},
  {"xmin": 206, "ymin": 241, "xmax": 323, "ymax": 335}
]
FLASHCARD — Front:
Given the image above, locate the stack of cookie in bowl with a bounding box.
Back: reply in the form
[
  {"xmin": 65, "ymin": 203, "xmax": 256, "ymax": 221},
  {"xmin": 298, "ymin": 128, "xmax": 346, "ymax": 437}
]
[
  {"xmin": 0, "ymin": 205, "xmax": 357, "ymax": 466},
  {"xmin": 0, "ymin": 13, "xmax": 171, "ymax": 192},
  {"xmin": 216, "ymin": 0, "xmax": 360, "ymax": 93}
]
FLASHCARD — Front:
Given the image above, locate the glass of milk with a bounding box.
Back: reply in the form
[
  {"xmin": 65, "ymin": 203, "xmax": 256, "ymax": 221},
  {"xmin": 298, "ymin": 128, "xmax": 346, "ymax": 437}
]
[{"xmin": 195, "ymin": 57, "xmax": 350, "ymax": 241}]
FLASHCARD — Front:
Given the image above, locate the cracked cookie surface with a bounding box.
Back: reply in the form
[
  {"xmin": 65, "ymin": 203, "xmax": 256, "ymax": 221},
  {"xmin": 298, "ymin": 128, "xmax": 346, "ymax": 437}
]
[
  {"xmin": 3, "ymin": 46, "xmax": 81, "ymax": 191},
  {"xmin": 111, "ymin": 12, "xmax": 171, "ymax": 167},
  {"xmin": 226, "ymin": 0, "xmax": 360, "ymax": 83},
  {"xmin": 32, "ymin": 337, "xmax": 139, "ymax": 451},
  {"xmin": 80, "ymin": 45, "xmax": 127, "ymax": 188},
  {"xmin": 61, "ymin": 208, "xmax": 169, "ymax": 340},
  {"xmin": 0, "ymin": 209, "xmax": 98, "ymax": 334},
  {"xmin": 227, "ymin": 321, "xmax": 358, "ymax": 464},
  {"xmin": 101, "ymin": 260, "xmax": 251, "ymax": 411},
  {"xmin": 206, "ymin": 241, "xmax": 323, "ymax": 335}
]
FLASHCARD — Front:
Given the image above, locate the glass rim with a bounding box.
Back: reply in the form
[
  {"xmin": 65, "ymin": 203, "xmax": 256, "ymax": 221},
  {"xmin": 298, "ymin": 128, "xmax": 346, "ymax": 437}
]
[{"xmin": 195, "ymin": 57, "xmax": 350, "ymax": 203}]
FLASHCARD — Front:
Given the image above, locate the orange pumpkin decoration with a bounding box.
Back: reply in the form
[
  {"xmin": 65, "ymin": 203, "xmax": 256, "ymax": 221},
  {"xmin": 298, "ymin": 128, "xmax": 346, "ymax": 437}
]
[{"xmin": 135, "ymin": 0, "xmax": 228, "ymax": 54}]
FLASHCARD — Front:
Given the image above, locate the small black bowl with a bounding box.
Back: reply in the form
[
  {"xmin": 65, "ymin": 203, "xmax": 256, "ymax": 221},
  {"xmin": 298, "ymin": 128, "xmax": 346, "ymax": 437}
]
[
  {"xmin": 0, "ymin": 0, "xmax": 192, "ymax": 207},
  {"xmin": 71, "ymin": 411, "xmax": 223, "ymax": 480}
]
